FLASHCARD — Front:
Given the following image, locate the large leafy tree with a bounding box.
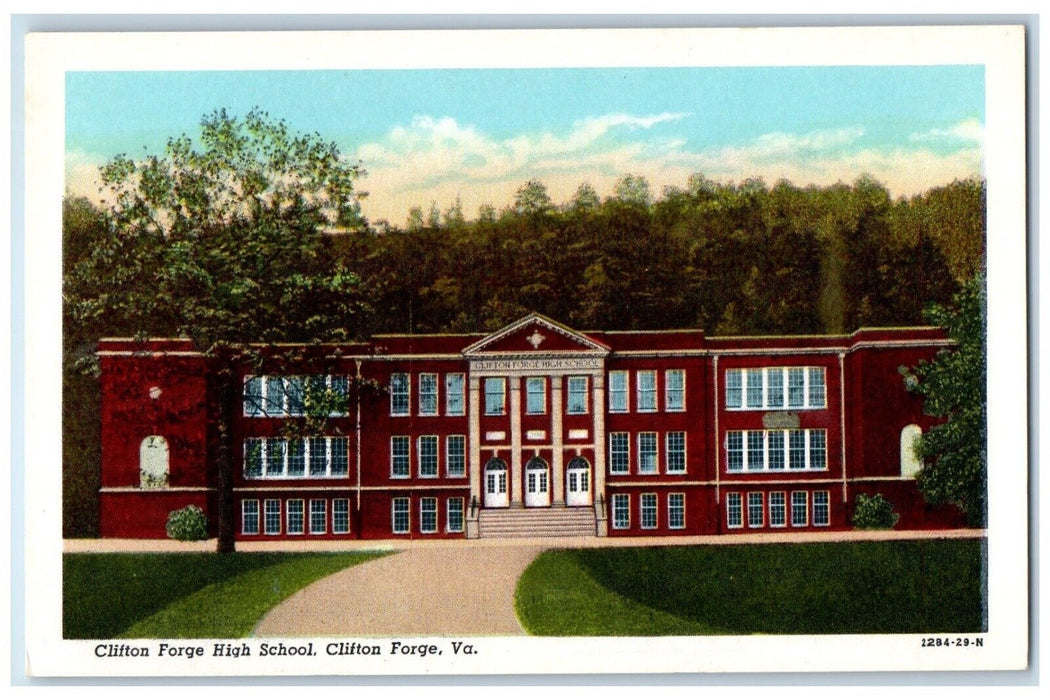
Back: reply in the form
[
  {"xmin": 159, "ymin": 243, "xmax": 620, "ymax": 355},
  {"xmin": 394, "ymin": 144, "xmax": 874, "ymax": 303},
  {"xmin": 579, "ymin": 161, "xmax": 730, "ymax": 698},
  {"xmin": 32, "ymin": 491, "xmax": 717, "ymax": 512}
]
[
  {"xmin": 67, "ymin": 108, "xmax": 371, "ymax": 551},
  {"xmin": 905, "ymin": 274, "xmax": 987, "ymax": 526}
]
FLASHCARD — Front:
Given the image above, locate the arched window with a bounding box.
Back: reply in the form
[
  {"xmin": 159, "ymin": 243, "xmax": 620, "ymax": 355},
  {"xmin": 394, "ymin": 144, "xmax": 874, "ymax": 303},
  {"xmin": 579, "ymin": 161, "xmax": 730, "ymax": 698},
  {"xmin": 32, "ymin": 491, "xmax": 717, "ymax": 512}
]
[
  {"xmin": 900, "ymin": 424, "xmax": 923, "ymax": 478},
  {"xmin": 140, "ymin": 435, "xmax": 170, "ymax": 488}
]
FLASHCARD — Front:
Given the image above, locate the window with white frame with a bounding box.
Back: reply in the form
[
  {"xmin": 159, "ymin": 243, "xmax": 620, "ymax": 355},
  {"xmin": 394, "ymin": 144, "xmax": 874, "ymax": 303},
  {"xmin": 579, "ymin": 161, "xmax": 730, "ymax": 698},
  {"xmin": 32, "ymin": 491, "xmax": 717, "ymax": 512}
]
[
  {"xmin": 813, "ymin": 491, "xmax": 830, "ymax": 526},
  {"xmin": 609, "ymin": 433, "xmax": 630, "ymax": 474},
  {"xmin": 747, "ymin": 431, "xmax": 765, "ymax": 471},
  {"xmin": 526, "ymin": 377, "xmax": 546, "ymax": 415},
  {"xmin": 286, "ymin": 499, "xmax": 305, "ymax": 535},
  {"xmin": 609, "ymin": 370, "xmax": 629, "ymax": 412},
  {"xmin": 446, "ymin": 373, "xmax": 465, "ymax": 416},
  {"xmin": 287, "ymin": 439, "xmax": 306, "ymax": 477},
  {"xmin": 420, "ymin": 497, "xmax": 438, "ymax": 534},
  {"xmin": 241, "ymin": 499, "xmax": 260, "ymax": 535},
  {"xmin": 641, "ymin": 493, "xmax": 658, "ymax": 529},
  {"xmin": 789, "ymin": 430, "xmax": 807, "ymax": 469},
  {"xmin": 265, "ymin": 437, "xmax": 284, "ymax": 476},
  {"xmin": 637, "ymin": 370, "xmax": 657, "ymax": 412},
  {"xmin": 668, "ymin": 493, "xmax": 685, "ymax": 529},
  {"xmin": 447, "ymin": 497, "xmax": 464, "ymax": 533},
  {"xmin": 665, "ymin": 369, "xmax": 685, "ymax": 411},
  {"xmin": 446, "ymin": 435, "xmax": 466, "ymax": 477},
  {"xmin": 244, "ymin": 437, "xmax": 351, "ymax": 479},
  {"xmin": 390, "ymin": 436, "xmax": 410, "ymax": 478},
  {"xmin": 726, "ymin": 432, "xmax": 744, "ymax": 472},
  {"xmin": 332, "ymin": 499, "xmax": 350, "ymax": 534},
  {"xmin": 612, "ymin": 493, "xmax": 630, "ymax": 529},
  {"xmin": 724, "ymin": 430, "xmax": 828, "ymax": 472},
  {"xmin": 264, "ymin": 499, "xmax": 281, "ymax": 535},
  {"xmin": 769, "ymin": 492, "xmax": 787, "ymax": 528},
  {"xmin": 244, "ymin": 375, "xmax": 349, "ymax": 417},
  {"xmin": 791, "ymin": 492, "xmax": 808, "ymax": 527},
  {"xmin": 392, "ymin": 497, "xmax": 410, "ymax": 534},
  {"xmin": 666, "ymin": 432, "xmax": 686, "ymax": 473},
  {"xmin": 724, "ymin": 367, "xmax": 827, "ymax": 410},
  {"xmin": 310, "ymin": 499, "xmax": 327, "ymax": 534},
  {"xmin": 330, "ymin": 438, "xmax": 348, "ymax": 477},
  {"xmin": 266, "ymin": 376, "xmax": 285, "ymax": 415},
  {"xmin": 485, "ymin": 377, "xmax": 506, "ymax": 415},
  {"xmin": 418, "ymin": 435, "xmax": 438, "ymax": 478},
  {"xmin": 747, "ymin": 493, "xmax": 764, "ymax": 528},
  {"xmin": 390, "ymin": 373, "xmax": 410, "ymax": 416},
  {"xmin": 638, "ymin": 432, "xmax": 658, "ymax": 474},
  {"xmin": 419, "ymin": 373, "xmax": 438, "ymax": 416},
  {"xmin": 567, "ymin": 376, "xmax": 588, "ymax": 414},
  {"xmin": 726, "ymin": 493, "xmax": 743, "ymax": 529}
]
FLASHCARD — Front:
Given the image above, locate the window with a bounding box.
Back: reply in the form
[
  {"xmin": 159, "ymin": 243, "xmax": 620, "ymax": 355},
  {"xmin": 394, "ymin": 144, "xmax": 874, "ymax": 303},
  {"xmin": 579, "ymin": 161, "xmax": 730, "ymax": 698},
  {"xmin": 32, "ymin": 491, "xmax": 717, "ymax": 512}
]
[
  {"xmin": 328, "ymin": 376, "xmax": 349, "ymax": 416},
  {"xmin": 609, "ymin": 433, "xmax": 630, "ymax": 474},
  {"xmin": 308, "ymin": 437, "xmax": 327, "ymax": 476},
  {"xmin": 665, "ymin": 369, "xmax": 685, "ymax": 411},
  {"xmin": 747, "ymin": 431, "xmax": 765, "ymax": 471},
  {"xmin": 813, "ymin": 491, "xmax": 830, "ymax": 526},
  {"xmin": 567, "ymin": 376, "xmax": 588, "ymax": 414},
  {"xmin": 287, "ymin": 439, "xmax": 306, "ymax": 477},
  {"xmin": 791, "ymin": 492, "xmax": 808, "ymax": 527},
  {"xmin": 612, "ymin": 494, "xmax": 630, "ymax": 529},
  {"xmin": 485, "ymin": 377, "xmax": 506, "ymax": 415},
  {"xmin": 391, "ymin": 436, "xmax": 410, "ymax": 478},
  {"xmin": 390, "ymin": 373, "xmax": 410, "ymax": 416},
  {"xmin": 726, "ymin": 432, "xmax": 744, "ymax": 472},
  {"xmin": 244, "ymin": 375, "xmax": 349, "ymax": 418},
  {"xmin": 726, "ymin": 369, "xmax": 743, "ymax": 409},
  {"xmin": 447, "ymin": 497, "xmax": 464, "ymax": 533},
  {"xmin": 264, "ymin": 499, "xmax": 281, "ymax": 535},
  {"xmin": 446, "ymin": 435, "xmax": 466, "ymax": 477},
  {"xmin": 245, "ymin": 437, "xmax": 352, "ymax": 480},
  {"xmin": 419, "ymin": 374, "xmax": 438, "ymax": 416},
  {"xmin": 286, "ymin": 376, "xmax": 306, "ymax": 416},
  {"xmin": 241, "ymin": 499, "xmax": 259, "ymax": 535},
  {"xmin": 668, "ymin": 493, "xmax": 685, "ymax": 529},
  {"xmin": 609, "ymin": 371, "xmax": 629, "ymax": 412},
  {"xmin": 767, "ymin": 431, "xmax": 785, "ymax": 470},
  {"xmin": 637, "ymin": 371, "xmax": 657, "ymax": 412},
  {"xmin": 265, "ymin": 437, "xmax": 285, "ymax": 477},
  {"xmin": 789, "ymin": 430, "xmax": 807, "ymax": 469},
  {"xmin": 420, "ymin": 497, "xmax": 438, "ymax": 534},
  {"xmin": 445, "ymin": 373, "xmax": 465, "ymax": 416},
  {"xmin": 809, "ymin": 431, "xmax": 827, "ymax": 470},
  {"xmin": 266, "ymin": 376, "xmax": 285, "ymax": 416},
  {"xmin": 244, "ymin": 438, "xmax": 264, "ymax": 477},
  {"xmin": 286, "ymin": 499, "xmax": 305, "ymax": 535},
  {"xmin": 666, "ymin": 432, "xmax": 686, "ymax": 473},
  {"xmin": 310, "ymin": 499, "xmax": 327, "ymax": 534},
  {"xmin": 725, "ymin": 430, "xmax": 827, "ymax": 472},
  {"xmin": 808, "ymin": 368, "xmax": 826, "ymax": 408},
  {"xmin": 392, "ymin": 497, "xmax": 410, "ymax": 534},
  {"xmin": 243, "ymin": 377, "xmax": 264, "ymax": 416},
  {"xmin": 330, "ymin": 437, "xmax": 349, "ymax": 477},
  {"xmin": 726, "ymin": 493, "xmax": 743, "ymax": 529},
  {"xmin": 788, "ymin": 368, "xmax": 806, "ymax": 408},
  {"xmin": 724, "ymin": 367, "xmax": 827, "ymax": 410},
  {"xmin": 769, "ymin": 492, "xmax": 786, "ymax": 528},
  {"xmin": 641, "ymin": 493, "xmax": 658, "ymax": 529},
  {"xmin": 418, "ymin": 435, "xmax": 438, "ymax": 478},
  {"xmin": 747, "ymin": 493, "xmax": 764, "ymax": 528},
  {"xmin": 332, "ymin": 499, "xmax": 350, "ymax": 534},
  {"xmin": 767, "ymin": 367, "xmax": 784, "ymax": 408},
  {"xmin": 638, "ymin": 432, "xmax": 658, "ymax": 474},
  {"xmin": 746, "ymin": 370, "xmax": 763, "ymax": 409},
  {"xmin": 526, "ymin": 377, "xmax": 546, "ymax": 414}
]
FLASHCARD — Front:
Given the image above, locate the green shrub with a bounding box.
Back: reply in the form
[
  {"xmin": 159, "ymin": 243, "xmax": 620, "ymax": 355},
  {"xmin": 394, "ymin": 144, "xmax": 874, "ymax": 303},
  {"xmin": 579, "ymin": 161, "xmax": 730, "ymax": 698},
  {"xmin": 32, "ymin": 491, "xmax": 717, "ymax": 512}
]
[
  {"xmin": 166, "ymin": 505, "xmax": 209, "ymax": 541},
  {"xmin": 852, "ymin": 493, "xmax": 900, "ymax": 530}
]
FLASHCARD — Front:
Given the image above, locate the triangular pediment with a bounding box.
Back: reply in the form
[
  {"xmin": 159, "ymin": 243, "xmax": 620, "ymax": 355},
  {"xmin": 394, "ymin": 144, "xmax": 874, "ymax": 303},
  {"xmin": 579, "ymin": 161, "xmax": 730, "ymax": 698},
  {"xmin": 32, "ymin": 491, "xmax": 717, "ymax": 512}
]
[{"xmin": 462, "ymin": 313, "xmax": 610, "ymax": 357}]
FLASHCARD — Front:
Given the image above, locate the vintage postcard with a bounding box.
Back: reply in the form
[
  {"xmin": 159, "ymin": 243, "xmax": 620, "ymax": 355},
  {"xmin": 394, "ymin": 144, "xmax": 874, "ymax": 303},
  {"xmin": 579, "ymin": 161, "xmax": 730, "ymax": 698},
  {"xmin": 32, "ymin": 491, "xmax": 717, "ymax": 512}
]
[{"xmin": 23, "ymin": 24, "xmax": 1028, "ymax": 677}]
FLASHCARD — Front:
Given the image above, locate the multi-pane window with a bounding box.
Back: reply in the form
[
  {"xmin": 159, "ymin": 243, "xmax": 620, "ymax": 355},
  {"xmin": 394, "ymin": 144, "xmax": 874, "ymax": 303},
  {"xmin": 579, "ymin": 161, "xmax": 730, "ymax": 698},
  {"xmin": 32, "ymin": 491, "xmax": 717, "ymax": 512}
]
[
  {"xmin": 769, "ymin": 492, "xmax": 787, "ymax": 528},
  {"xmin": 419, "ymin": 374, "xmax": 438, "ymax": 416},
  {"xmin": 726, "ymin": 493, "xmax": 743, "ymax": 529},
  {"xmin": 609, "ymin": 371, "xmax": 629, "ymax": 413},
  {"xmin": 244, "ymin": 375, "xmax": 349, "ymax": 417},
  {"xmin": 245, "ymin": 437, "xmax": 350, "ymax": 479},
  {"xmin": 747, "ymin": 493, "xmax": 764, "ymax": 528},
  {"xmin": 241, "ymin": 499, "xmax": 260, "ymax": 535},
  {"xmin": 725, "ymin": 367, "xmax": 827, "ymax": 410},
  {"xmin": 266, "ymin": 437, "xmax": 285, "ymax": 476},
  {"xmin": 526, "ymin": 377, "xmax": 546, "ymax": 415},
  {"xmin": 609, "ymin": 433, "xmax": 630, "ymax": 474},
  {"xmin": 791, "ymin": 492, "xmax": 808, "ymax": 527},
  {"xmin": 390, "ymin": 436, "xmax": 410, "ymax": 478},
  {"xmin": 310, "ymin": 499, "xmax": 327, "ymax": 534},
  {"xmin": 286, "ymin": 499, "xmax": 305, "ymax": 535},
  {"xmin": 266, "ymin": 377, "xmax": 285, "ymax": 416},
  {"xmin": 665, "ymin": 369, "xmax": 685, "ymax": 411},
  {"xmin": 420, "ymin": 497, "xmax": 438, "ymax": 534},
  {"xmin": 666, "ymin": 432, "xmax": 686, "ymax": 473},
  {"xmin": 485, "ymin": 377, "xmax": 506, "ymax": 415},
  {"xmin": 264, "ymin": 499, "xmax": 281, "ymax": 535},
  {"xmin": 668, "ymin": 493, "xmax": 685, "ymax": 529},
  {"xmin": 446, "ymin": 435, "xmax": 466, "ymax": 477},
  {"xmin": 287, "ymin": 439, "xmax": 306, "ymax": 477},
  {"xmin": 612, "ymin": 494, "xmax": 630, "ymax": 529},
  {"xmin": 418, "ymin": 435, "xmax": 438, "ymax": 478},
  {"xmin": 329, "ymin": 438, "xmax": 348, "ymax": 477},
  {"xmin": 332, "ymin": 499, "xmax": 350, "ymax": 534},
  {"xmin": 447, "ymin": 497, "xmax": 464, "ymax": 533},
  {"xmin": 392, "ymin": 497, "xmax": 410, "ymax": 534},
  {"xmin": 445, "ymin": 374, "xmax": 465, "ymax": 416},
  {"xmin": 637, "ymin": 371, "xmax": 657, "ymax": 412},
  {"xmin": 567, "ymin": 376, "xmax": 588, "ymax": 414},
  {"xmin": 638, "ymin": 432, "xmax": 658, "ymax": 474},
  {"xmin": 641, "ymin": 493, "xmax": 658, "ymax": 529},
  {"xmin": 724, "ymin": 430, "xmax": 828, "ymax": 472},
  {"xmin": 813, "ymin": 491, "xmax": 830, "ymax": 526},
  {"xmin": 390, "ymin": 373, "xmax": 410, "ymax": 416}
]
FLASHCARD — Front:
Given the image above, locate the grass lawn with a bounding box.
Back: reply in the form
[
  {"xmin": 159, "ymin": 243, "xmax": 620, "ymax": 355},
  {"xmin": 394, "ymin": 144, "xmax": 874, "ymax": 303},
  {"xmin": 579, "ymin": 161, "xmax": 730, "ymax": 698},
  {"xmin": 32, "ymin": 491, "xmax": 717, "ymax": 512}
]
[
  {"xmin": 516, "ymin": 539, "xmax": 986, "ymax": 636},
  {"xmin": 64, "ymin": 551, "xmax": 387, "ymax": 639}
]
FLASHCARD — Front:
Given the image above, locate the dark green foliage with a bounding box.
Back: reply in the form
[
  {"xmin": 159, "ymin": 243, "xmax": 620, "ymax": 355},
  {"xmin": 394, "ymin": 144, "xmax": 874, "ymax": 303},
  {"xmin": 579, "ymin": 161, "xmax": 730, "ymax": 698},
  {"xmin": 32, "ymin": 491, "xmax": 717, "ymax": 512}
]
[
  {"xmin": 165, "ymin": 505, "xmax": 209, "ymax": 541},
  {"xmin": 852, "ymin": 493, "xmax": 901, "ymax": 529},
  {"xmin": 516, "ymin": 540, "xmax": 986, "ymax": 636}
]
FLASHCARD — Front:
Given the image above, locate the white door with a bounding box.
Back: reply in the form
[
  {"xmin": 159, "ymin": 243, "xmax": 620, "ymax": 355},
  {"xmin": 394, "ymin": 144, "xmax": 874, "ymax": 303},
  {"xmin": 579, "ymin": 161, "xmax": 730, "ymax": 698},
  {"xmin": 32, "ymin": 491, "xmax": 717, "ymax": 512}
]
[
  {"xmin": 566, "ymin": 457, "xmax": 592, "ymax": 506},
  {"xmin": 484, "ymin": 458, "xmax": 509, "ymax": 508},
  {"xmin": 524, "ymin": 457, "xmax": 551, "ymax": 507}
]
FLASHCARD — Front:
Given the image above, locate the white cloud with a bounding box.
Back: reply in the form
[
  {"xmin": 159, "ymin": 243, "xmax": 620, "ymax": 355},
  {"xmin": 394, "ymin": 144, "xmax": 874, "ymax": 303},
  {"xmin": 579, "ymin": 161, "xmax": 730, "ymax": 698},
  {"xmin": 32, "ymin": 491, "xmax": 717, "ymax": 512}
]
[{"xmin": 909, "ymin": 118, "xmax": 984, "ymax": 145}]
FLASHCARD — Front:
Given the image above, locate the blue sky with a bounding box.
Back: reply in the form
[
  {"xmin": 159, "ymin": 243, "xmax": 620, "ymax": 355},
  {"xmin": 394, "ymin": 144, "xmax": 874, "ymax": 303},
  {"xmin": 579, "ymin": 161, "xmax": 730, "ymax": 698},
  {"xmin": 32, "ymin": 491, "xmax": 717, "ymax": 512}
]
[{"xmin": 66, "ymin": 66, "xmax": 984, "ymax": 225}]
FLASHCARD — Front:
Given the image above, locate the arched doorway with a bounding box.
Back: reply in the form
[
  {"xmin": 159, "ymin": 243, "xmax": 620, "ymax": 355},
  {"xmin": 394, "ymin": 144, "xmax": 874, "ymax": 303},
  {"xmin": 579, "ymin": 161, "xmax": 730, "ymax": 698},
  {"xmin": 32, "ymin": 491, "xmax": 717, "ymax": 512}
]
[
  {"xmin": 484, "ymin": 457, "xmax": 509, "ymax": 508},
  {"xmin": 524, "ymin": 456, "xmax": 550, "ymax": 507},
  {"xmin": 139, "ymin": 435, "xmax": 169, "ymax": 488},
  {"xmin": 566, "ymin": 456, "xmax": 592, "ymax": 506}
]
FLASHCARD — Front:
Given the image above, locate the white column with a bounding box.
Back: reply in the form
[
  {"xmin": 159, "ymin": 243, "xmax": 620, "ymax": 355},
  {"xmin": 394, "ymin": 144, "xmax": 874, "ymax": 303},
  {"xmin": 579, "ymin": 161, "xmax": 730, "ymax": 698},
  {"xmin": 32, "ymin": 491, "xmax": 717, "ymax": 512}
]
[
  {"xmin": 592, "ymin": 371, "xmax": 607, "ymax": 535},
  {"xmin": 468, "ymin": 375, "xmax": 481, "ymax": 506},
  {"xmin": 509, "ymin": 377, "xmax": 523, "ymax": 507},
  {"xmin": 551, "ymin": 375, "xmax": 564, "ymax": 506}
]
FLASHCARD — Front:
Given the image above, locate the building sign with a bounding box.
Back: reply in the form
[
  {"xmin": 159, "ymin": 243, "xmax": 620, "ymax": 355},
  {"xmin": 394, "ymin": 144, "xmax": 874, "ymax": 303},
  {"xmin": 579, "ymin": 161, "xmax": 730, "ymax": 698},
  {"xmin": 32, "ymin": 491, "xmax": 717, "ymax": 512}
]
[{"xmin": 470, "ymin": 356, "xmax": 604, "ymax": 373}]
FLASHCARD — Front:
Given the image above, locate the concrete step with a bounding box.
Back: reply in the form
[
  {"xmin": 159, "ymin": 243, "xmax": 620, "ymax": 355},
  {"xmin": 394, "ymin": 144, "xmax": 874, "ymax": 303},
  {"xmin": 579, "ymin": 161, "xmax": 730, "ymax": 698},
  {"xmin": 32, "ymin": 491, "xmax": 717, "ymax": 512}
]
[{"xmin": 478, "ymin": 507, "xmax": 597, "ymax": 538}]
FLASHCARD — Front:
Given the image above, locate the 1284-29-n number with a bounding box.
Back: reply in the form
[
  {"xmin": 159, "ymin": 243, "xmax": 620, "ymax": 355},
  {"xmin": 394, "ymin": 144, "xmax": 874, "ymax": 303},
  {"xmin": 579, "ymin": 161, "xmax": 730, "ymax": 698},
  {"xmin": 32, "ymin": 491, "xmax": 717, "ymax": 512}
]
[{"xmin": 921, "ymin": 637, "xmax": 984, "ymax": 648}]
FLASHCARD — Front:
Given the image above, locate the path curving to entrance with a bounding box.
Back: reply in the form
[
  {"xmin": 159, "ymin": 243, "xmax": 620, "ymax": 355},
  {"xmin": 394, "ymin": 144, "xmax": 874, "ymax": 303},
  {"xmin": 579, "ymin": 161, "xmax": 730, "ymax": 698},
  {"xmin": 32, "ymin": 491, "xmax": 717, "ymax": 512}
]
[{"xmin": 252, "ymin": 543, "xmax": 544, "ymax": 637}]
